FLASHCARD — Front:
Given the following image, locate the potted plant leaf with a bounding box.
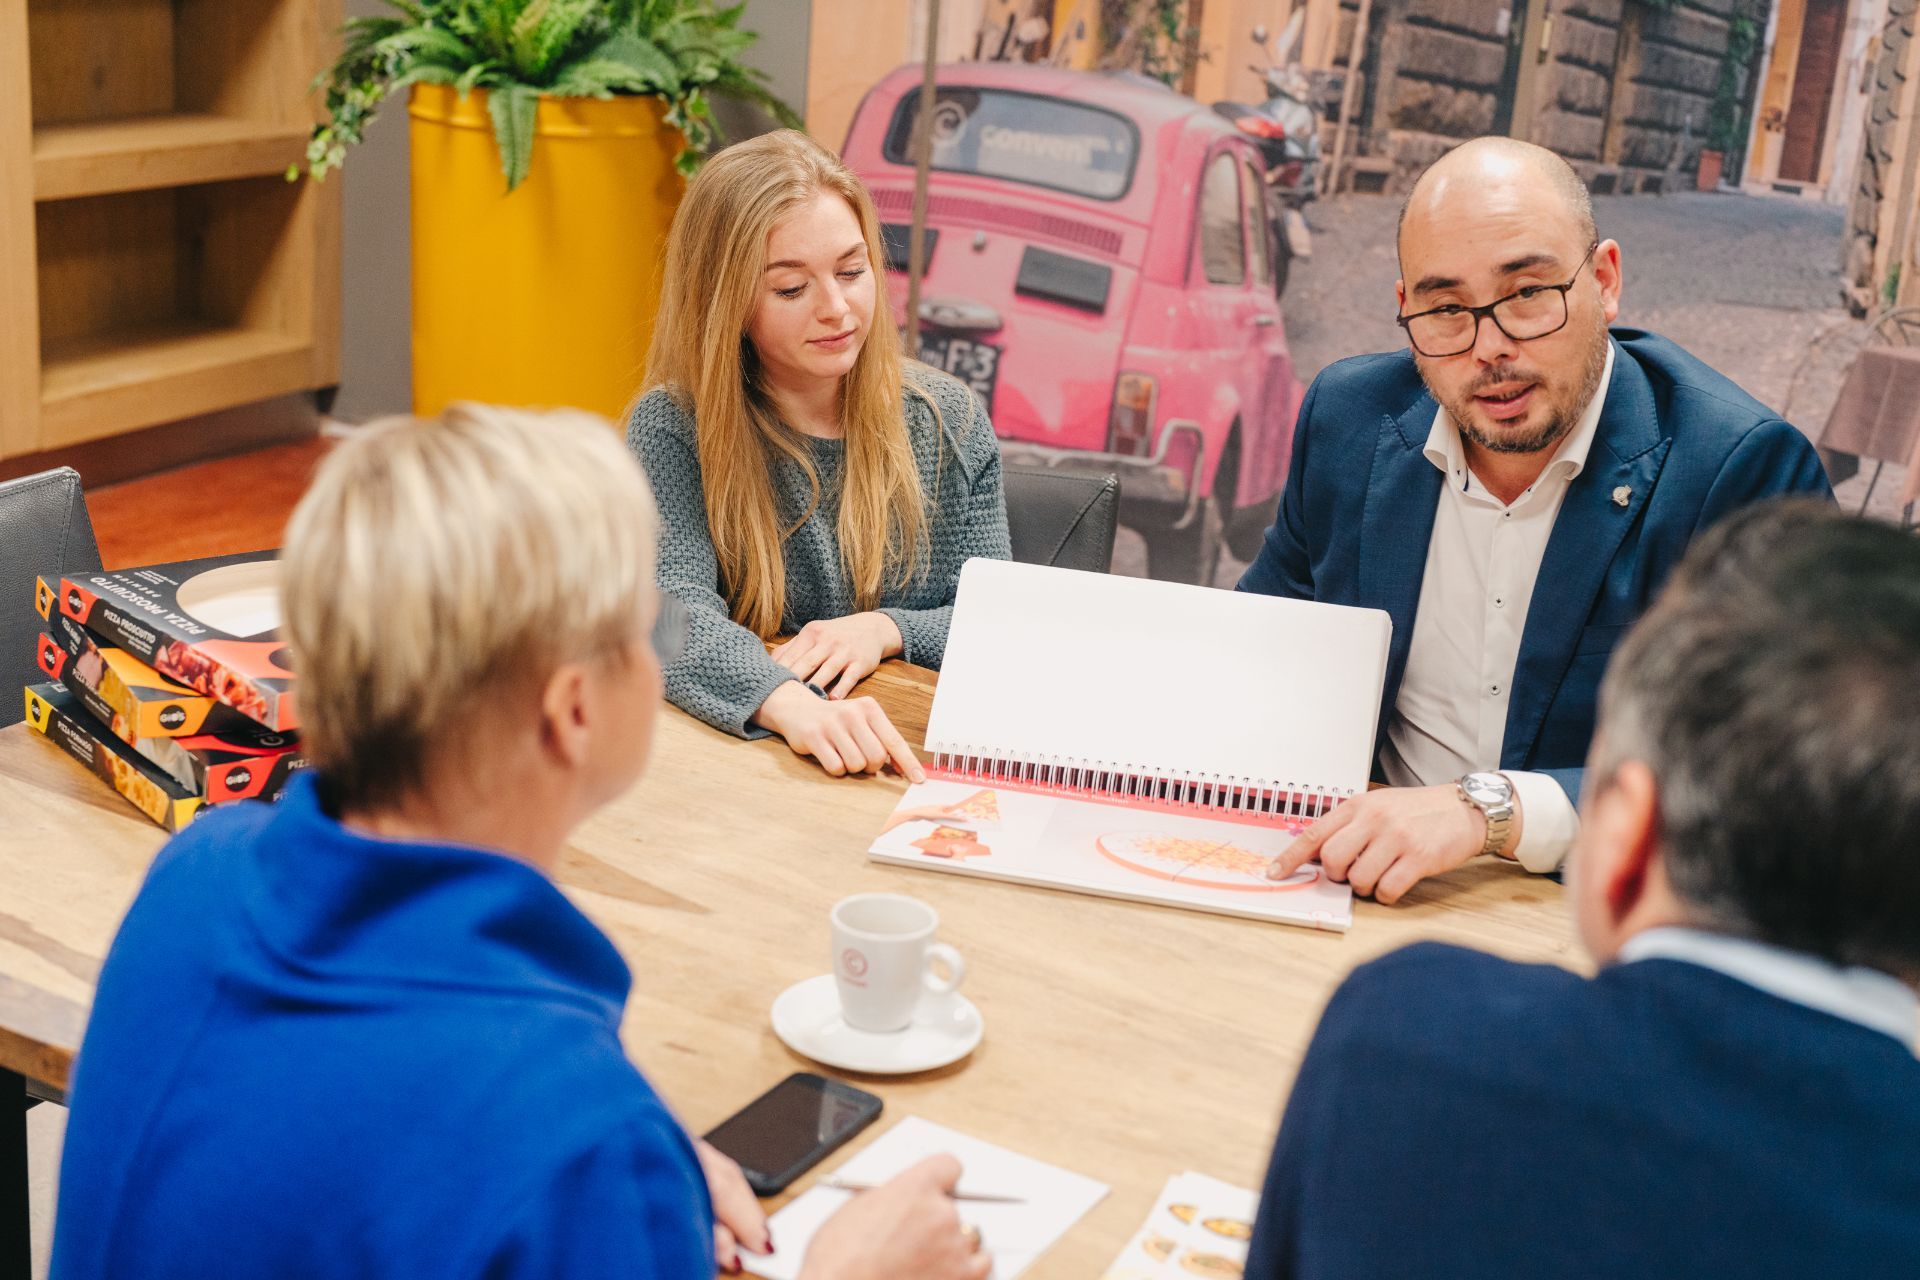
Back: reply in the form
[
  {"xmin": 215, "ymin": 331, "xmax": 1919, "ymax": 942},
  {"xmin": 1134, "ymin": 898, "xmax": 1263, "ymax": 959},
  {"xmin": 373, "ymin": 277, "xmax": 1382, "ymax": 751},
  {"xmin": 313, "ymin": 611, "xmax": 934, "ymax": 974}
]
[{"xmin": 301, "ymin": 0, "xmax": 800, "ymax": 419}]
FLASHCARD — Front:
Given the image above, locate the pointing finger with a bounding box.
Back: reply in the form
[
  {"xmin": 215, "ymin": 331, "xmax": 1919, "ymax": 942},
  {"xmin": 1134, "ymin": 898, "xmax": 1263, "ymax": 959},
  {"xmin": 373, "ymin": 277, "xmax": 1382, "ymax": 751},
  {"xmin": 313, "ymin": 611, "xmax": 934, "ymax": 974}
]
[{"xmin": 1269, "ymin": 799, "xmax": 1357, "ymax": 879}]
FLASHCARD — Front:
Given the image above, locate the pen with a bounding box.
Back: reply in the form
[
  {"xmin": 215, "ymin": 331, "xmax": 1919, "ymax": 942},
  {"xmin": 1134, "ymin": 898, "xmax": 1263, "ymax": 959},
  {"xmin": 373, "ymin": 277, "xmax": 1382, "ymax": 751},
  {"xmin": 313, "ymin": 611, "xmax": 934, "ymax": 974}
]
[{"xmin": 818, "ymin": 1177, "xmax": 1025, "ymax": 1204}]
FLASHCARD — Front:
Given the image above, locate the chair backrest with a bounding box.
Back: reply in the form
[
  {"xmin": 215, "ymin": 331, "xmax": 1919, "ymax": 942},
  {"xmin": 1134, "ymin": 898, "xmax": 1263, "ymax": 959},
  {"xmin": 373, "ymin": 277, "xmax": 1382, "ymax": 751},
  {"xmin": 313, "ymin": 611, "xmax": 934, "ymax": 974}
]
[
  {"xmin": 1, "ymin": 468, "xmax": 103, "ymax": 729},
  {"xmin": 1002, "ymin": 465, "xmax": 1119, "ymax": 574}
]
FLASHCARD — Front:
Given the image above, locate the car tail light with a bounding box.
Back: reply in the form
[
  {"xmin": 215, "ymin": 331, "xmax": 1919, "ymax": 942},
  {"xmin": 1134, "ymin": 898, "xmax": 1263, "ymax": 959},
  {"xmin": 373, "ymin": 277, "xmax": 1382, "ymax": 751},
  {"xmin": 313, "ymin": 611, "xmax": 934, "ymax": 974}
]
[
  {"xmin": 1108, "ymin": 373, "xmax": 1157, "ymax": 457},
  {"xmin": 1235, "ymin": 116, "xmax": 1286, "ymax": 140}
]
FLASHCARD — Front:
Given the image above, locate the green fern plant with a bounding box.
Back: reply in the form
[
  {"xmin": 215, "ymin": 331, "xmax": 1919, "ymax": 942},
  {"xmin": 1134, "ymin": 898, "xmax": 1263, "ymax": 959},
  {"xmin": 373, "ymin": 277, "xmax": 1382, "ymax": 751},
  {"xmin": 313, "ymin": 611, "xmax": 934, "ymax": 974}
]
[{"xmin": 298, "ymin": 0, "xmax": 800, "ymax": 192}]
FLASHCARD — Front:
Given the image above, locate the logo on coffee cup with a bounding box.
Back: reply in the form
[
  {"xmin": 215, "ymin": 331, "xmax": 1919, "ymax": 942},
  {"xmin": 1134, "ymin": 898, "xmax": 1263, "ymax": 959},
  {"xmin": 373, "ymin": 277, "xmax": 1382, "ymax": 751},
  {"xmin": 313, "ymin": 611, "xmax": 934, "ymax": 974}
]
[{"xmin": 840, "ymin": 947, "xmax": 869, "ymax": 987}]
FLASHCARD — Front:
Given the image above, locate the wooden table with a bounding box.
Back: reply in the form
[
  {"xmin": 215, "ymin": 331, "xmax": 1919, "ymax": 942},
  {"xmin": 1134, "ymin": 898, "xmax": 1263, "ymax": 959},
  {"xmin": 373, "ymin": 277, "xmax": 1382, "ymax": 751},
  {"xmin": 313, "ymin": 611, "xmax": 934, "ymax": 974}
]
[{"xmin": 0, "ymin": 662, "xmax": 1578, "ymax": 1276}]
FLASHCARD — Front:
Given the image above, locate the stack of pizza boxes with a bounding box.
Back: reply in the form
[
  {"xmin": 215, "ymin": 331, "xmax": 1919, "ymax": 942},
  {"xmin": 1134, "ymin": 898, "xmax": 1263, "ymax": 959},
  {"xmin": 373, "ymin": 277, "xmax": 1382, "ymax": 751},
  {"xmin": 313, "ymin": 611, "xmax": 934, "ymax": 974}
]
[{"xmin": 21, "ymin": 552, "xmax": 304, "ymax": 832}]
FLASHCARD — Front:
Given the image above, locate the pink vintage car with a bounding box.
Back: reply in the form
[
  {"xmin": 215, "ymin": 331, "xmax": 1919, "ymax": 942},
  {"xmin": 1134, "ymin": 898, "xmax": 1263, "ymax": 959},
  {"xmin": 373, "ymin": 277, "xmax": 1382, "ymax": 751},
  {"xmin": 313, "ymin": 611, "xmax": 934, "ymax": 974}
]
[{"xmin": 844, "ymin": 63, "xmax": 1303, "ymax": 583}]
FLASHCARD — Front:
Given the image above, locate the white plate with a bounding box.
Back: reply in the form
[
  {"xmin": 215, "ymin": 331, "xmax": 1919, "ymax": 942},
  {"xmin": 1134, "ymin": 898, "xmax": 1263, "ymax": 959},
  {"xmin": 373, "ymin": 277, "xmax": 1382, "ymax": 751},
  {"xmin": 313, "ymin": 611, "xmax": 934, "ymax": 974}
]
[{"xmin": 771, "ymin": 974, "xmax": 982, "ymax": 1075}]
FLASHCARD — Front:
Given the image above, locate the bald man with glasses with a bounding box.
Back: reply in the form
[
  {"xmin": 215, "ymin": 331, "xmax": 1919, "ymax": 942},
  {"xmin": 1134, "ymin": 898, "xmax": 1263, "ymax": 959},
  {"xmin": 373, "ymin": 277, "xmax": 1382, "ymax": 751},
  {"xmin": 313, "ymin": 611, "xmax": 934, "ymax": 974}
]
[{"xmin": 1240, "ymin": 137, "xmax": 1829, "ymax": 904}]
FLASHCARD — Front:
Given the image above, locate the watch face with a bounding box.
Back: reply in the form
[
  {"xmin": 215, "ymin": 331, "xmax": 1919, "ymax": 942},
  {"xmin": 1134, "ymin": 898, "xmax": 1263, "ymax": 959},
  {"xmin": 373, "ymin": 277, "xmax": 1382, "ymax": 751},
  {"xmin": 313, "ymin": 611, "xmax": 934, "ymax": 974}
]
[{"xmin": 1462, "ymin": 773, "xmax": 1511, "ymax": 806}]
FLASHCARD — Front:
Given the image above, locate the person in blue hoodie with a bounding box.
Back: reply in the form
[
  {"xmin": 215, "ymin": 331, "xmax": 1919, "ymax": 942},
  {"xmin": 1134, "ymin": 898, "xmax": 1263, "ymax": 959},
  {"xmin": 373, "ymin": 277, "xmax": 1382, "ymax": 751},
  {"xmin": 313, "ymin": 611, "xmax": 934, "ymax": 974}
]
[{"xmin": 51, "ymin": 404, "xmax": 991, "ymax": 1280}]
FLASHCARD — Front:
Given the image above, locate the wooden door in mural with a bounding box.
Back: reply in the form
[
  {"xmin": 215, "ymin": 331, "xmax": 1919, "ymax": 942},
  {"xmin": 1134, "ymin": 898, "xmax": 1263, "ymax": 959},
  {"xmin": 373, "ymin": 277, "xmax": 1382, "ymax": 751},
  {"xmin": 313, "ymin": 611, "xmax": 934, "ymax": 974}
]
[
  {"xmin": 1491, "ymin": 2, "xmax": 1529, "ymax": 136},
  {"xmin": 1779, "ymin": 0, "xmax": 1845, "ymax": 183}
]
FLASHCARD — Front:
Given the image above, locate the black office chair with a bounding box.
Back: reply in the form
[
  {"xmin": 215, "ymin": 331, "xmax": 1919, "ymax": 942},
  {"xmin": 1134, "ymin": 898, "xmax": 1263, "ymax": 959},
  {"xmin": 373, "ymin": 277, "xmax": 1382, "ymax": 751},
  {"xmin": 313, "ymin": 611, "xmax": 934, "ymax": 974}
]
[
  {"xmin": 1, "ymin": 467, "xmax": 103, "ymax": 730},
  {"xmin": 1002, "ymin": 465, "xmax": 1120, "ymax": 574}
]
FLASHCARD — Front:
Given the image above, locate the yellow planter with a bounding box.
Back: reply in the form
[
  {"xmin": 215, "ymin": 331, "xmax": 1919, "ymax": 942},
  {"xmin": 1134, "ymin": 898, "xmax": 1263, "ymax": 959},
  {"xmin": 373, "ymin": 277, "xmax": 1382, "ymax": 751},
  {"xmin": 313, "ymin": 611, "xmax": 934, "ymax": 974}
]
[{"xmin": 408, "ymin": 83, "xmax": 683, "ymax": 421}]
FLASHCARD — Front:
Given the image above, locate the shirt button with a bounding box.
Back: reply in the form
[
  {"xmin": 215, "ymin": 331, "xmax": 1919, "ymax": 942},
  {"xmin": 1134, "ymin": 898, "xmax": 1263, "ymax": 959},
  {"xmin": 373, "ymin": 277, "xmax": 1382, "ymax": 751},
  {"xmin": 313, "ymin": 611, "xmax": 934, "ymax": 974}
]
[
  {"xmin": 1494, "ymin": 596, "xmax": 1505, "ymax": 608},
  {"xmin": 1489, "ymin": 684, "xmax": 1501, "ymax": 695}
]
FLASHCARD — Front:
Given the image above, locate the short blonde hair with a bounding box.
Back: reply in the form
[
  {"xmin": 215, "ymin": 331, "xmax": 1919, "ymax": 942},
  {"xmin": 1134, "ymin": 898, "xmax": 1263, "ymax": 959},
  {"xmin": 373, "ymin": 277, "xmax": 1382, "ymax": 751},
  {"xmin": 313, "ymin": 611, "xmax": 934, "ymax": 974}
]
[{"xmin": 282, "ymin": 403, "xmax": 657, "ymax": 810}]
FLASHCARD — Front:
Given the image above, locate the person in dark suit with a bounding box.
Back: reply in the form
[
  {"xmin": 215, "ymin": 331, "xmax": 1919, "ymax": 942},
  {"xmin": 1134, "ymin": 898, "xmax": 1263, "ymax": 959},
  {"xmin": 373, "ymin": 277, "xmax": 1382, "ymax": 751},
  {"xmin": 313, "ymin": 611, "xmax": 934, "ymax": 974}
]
[
  {"xmin": 1247, "ymin": 500, "xmax": 1920, "ymax": 1278},
  {"xmin": 1245, "ymin": 137, "xmax": 1829, "ymax": 901}
]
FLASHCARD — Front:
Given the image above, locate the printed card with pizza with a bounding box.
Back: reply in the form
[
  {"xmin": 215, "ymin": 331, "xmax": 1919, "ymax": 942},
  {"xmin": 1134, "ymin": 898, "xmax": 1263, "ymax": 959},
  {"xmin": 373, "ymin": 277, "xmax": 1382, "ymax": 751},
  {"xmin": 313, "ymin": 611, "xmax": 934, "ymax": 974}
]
[
  {"xmin": 1102, "ymin": 1171, "xmax": 1260, "ymax": 1280},
  {"xmin": 868, "ymin": 561, "xmax": 1391, "ymax": 931}
]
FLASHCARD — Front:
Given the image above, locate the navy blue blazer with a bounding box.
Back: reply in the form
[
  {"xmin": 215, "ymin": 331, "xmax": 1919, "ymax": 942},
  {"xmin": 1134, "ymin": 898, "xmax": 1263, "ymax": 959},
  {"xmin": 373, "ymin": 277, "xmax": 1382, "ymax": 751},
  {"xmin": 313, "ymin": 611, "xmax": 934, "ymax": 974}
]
[
  {"xmin": 1237, "ymin": 329, "xmax": 1831, "ymax": 800},
  {"xmin": 1246, "ymin": 943, "xmax": 1920, "ymax": 1278}
]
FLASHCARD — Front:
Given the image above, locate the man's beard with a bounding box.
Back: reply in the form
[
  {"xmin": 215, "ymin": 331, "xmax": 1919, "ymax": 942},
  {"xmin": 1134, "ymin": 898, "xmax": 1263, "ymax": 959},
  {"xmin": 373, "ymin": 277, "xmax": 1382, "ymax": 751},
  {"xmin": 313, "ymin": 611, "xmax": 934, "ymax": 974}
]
[{"xmin": 1428, "ymin": 317, "xmax": 1610, "ymax": 456}]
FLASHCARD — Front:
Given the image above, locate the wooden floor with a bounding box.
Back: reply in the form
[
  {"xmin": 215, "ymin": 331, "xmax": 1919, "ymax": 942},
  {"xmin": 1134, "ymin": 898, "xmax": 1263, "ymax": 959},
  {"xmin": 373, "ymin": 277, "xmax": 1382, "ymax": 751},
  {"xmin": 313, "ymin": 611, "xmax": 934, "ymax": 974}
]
[{"xmin": 87, "ymin": 436, "xmax": 333, "ymax": 569}]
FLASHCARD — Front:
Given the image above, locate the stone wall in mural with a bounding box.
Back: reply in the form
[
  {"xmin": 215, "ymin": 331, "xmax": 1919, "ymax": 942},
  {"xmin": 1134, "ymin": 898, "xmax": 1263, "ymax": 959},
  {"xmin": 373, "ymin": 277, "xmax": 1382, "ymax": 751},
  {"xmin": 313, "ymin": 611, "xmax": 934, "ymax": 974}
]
[{"xmin": 1331, "ymin": 0, "xmax": 1739, "ymax": 192}]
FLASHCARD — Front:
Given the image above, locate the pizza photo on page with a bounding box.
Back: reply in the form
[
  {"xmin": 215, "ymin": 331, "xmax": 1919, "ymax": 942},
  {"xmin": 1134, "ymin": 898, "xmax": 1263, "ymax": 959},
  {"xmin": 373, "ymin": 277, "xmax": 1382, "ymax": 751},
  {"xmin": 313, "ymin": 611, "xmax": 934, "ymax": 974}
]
[{"xmin": 57, "ymin": 552, "xmax": 298, "ymax": 731}]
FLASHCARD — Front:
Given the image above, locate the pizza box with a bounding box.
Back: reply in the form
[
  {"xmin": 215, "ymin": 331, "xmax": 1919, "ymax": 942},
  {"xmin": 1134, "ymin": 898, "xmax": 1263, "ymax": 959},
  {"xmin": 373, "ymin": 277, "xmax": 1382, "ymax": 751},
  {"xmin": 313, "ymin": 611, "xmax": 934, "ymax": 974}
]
[
  {"xmin": 22, "ymin": 682, "xmax": 202, "ymax": 832},
  {"xmin": 36, "ymin": 625, "xmax": 304, "ymax": 801},
  {"xmin": 56, "ymin": 551, "xmax": 298, "ymax": 731},
  {"xmin": 36, "ymin": 611, "xmax": 256, "ymax": 739}
]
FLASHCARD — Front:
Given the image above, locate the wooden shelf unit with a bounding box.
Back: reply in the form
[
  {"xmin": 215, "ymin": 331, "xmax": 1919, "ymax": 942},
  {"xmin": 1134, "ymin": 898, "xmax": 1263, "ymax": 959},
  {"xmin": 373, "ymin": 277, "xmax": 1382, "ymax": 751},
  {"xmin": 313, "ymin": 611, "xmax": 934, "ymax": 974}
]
[
  {"xmin": 34, "ymin": 114, "xmax": 312, "ymax": 201},
  {"xmin": 1, "ymin": 0, "xmax": 342, "ymax": 462}
]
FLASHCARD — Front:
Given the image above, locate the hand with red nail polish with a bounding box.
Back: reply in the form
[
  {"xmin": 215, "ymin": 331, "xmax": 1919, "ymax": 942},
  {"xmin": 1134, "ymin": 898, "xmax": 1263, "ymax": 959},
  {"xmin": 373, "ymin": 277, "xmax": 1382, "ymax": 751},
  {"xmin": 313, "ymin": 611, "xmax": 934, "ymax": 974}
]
[{"xmin": 696, "ymin": 1138, "xmax": 771, "ymax": 1274}]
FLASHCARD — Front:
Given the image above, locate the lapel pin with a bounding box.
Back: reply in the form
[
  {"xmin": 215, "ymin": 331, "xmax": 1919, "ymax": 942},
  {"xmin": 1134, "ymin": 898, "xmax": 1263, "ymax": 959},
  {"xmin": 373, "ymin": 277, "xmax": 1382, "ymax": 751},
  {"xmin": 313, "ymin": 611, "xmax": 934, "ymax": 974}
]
[{"xmin": 1612, "ymin": 485, "xmax": 1632, "ymax": 508}]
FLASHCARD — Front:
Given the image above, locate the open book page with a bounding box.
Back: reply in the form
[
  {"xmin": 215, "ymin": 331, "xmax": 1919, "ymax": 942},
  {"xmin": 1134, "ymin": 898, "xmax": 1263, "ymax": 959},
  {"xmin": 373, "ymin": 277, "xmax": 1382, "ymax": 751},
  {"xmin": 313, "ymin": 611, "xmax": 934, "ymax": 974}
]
[
  {"xmin": 747, "ymin": 1116, "xmax": 1109, "ymax": 1280},
  {"xmin": 871, "ymin": 778, "xmax": 1353, "ymax": 931},
  {"xmin": 928, "ymin": 560, "xmax": 1391, "ymax": 794}
]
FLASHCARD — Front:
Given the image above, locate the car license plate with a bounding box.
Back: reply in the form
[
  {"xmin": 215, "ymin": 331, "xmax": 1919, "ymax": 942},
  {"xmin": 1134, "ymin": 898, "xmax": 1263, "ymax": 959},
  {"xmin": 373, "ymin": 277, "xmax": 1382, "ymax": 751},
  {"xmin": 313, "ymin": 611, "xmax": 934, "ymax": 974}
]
[{"xmin": 918, "ymin": 333, "xmax": 1001, "ymax": 411}]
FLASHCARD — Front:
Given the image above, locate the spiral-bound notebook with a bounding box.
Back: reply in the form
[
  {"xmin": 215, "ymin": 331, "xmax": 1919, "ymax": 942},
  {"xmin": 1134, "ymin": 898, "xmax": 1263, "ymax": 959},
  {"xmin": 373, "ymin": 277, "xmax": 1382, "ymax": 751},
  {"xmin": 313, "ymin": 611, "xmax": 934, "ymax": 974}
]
[{"xmin": 868, "ymin": 560, "xmax": 1392, "ymax": 930}]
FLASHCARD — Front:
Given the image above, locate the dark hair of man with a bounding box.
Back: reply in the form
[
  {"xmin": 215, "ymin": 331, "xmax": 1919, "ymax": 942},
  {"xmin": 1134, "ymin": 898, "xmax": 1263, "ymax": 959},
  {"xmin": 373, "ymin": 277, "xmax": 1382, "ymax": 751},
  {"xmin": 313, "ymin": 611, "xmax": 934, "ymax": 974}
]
[{"xmin": 1590, "ymin": 499, "xmax": 1920, "ymax": 980}]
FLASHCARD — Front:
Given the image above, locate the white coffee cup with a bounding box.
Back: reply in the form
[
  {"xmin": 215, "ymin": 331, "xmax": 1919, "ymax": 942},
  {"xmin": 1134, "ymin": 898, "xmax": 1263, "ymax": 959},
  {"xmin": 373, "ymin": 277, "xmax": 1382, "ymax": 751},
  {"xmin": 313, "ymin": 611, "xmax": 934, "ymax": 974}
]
[{"xmin": 831, "ymin": 893, "xmax": 966, "ymax": 1033}]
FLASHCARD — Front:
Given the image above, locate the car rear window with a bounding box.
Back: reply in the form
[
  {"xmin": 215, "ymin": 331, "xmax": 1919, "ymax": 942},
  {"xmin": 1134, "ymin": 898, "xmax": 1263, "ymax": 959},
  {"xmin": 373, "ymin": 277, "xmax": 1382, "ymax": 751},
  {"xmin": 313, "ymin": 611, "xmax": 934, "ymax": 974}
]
[{"xmin": 883, "ymin": 88, "xmax": 1138, "ymax": 201}]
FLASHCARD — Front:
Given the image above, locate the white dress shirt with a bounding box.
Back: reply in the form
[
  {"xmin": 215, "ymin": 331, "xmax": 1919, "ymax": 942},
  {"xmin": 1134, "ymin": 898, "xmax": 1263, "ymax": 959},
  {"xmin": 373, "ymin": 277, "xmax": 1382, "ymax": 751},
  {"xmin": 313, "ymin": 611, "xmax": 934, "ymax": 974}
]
[
  {"xmin": 1622, "ymin": 926, "xmax": 1919, "ymax": 1050},
  {"xmin": 1377, "ymin": 342, "xmax": 1617, "ymax": 873}
]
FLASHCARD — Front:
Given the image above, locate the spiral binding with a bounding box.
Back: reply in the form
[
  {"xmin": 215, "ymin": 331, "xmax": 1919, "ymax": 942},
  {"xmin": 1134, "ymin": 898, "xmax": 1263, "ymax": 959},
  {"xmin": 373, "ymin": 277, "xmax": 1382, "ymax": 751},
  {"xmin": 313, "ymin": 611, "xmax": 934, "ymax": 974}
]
[{"xmin": 925, "ymin": 745, "xmax": 1352, "ymax": 820}]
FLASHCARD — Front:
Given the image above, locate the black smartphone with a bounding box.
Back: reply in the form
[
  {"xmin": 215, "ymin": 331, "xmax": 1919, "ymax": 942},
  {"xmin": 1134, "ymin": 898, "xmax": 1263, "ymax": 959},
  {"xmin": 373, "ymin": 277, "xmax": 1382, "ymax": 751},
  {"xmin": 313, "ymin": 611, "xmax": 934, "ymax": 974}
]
[{"xmin": 703, "ymin": 1073, "xmax": 884, "ymax": 1196}]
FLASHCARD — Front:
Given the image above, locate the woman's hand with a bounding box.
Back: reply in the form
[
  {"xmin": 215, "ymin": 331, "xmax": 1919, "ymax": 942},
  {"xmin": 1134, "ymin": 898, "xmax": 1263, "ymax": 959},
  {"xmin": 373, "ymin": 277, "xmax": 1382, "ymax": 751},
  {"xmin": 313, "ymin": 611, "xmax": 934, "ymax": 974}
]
[
  {"xmin": 695, "ymin": 1138, "xmax": 770, "ymax": 1275},
  {"xmin": 799, "ymin": 1156, "xmax": 991, "ymax": 1280},
  {"xmin": 770, "ymin": 613, "xmax": 903, "ymax": 698},
  {"xmin": 755, "ymin": 681, "xmax": 926, "ymax": 783}
]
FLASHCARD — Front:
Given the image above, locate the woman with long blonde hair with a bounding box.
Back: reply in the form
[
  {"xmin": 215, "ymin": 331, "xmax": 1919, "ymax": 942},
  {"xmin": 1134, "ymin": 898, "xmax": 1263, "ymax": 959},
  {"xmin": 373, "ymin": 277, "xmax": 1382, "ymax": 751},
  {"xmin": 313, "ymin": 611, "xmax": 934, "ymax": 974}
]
[{"xmin": 630, "ymin": 129, "xmax": 1009, "ymax": 778}]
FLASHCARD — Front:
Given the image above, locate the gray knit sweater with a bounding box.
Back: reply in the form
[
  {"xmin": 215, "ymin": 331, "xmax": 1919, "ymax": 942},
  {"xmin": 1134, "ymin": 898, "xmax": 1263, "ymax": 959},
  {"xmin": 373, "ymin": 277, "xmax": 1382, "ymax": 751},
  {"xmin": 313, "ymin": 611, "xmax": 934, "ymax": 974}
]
[{"xmin": 627, "ymin": 374, "xmax": 1010, "ymax": 737}]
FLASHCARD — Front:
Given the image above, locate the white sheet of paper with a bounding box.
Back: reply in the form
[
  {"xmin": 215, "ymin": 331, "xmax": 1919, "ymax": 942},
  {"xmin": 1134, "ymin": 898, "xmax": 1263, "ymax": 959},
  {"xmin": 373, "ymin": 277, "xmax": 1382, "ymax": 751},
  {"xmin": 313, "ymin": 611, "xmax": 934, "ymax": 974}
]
[
  {"xmin": 1101, "ymin": 1171, "xmax": 1260, "ymax": 1280},
  {"xmin": 745, "ymin": 1116, "xmax": 1109, "ymax": 1280}
]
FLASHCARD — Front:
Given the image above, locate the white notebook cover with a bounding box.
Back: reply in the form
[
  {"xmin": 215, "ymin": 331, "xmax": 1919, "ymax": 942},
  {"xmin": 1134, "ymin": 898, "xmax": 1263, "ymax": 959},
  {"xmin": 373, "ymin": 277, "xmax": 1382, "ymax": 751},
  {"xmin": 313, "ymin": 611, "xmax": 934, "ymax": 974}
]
[{"xmin": 925, "ymin": 560, "xmax": 1391, "ymax": 791}]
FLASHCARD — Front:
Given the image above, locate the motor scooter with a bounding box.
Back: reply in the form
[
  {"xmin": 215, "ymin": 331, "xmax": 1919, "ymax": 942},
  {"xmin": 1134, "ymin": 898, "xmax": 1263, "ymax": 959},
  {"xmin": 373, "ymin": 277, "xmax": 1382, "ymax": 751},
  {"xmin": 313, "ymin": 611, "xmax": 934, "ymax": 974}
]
[{"xmin": 1211, "ymin": 15, "xmax": 1318, "ymax": 297}]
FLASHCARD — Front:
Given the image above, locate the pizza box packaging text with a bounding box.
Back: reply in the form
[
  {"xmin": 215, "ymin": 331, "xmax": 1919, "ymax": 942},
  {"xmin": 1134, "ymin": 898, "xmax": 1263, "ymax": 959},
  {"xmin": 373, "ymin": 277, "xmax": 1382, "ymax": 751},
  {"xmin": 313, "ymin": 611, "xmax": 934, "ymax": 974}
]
[
  {"xmin": 37, "ymin": 611, "xmax": 255, "ymax": 740},
  {"xmin": 57, "ymin": 551, "xmax": 298, "ymax": 731},
  {"xmin": 23, "ymin": 682, "xmax": 202, "ymax": 832},
  {"xmin": 36, "ymin": 624, "xmax": 305, "ymax": 802}
]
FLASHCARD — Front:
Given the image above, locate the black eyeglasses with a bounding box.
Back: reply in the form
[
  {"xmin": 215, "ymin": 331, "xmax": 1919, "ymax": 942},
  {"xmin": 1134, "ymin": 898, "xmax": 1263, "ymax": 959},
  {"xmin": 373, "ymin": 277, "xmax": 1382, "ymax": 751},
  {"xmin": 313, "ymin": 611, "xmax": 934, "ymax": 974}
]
[
  {"xmin": 1397, "ymin": 242, "xmax": 1599, "ymax": 358},
  {"xmin": 650, "ymin": 594, "xmax": 688, "ymax": 665}
]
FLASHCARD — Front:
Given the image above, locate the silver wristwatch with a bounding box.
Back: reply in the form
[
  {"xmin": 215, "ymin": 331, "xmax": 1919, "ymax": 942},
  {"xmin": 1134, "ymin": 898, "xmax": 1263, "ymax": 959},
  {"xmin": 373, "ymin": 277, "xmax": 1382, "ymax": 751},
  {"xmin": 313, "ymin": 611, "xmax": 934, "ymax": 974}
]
[{"xmin": 1456, "ymin": 771, "xmax": 1516, "ymax": 859}]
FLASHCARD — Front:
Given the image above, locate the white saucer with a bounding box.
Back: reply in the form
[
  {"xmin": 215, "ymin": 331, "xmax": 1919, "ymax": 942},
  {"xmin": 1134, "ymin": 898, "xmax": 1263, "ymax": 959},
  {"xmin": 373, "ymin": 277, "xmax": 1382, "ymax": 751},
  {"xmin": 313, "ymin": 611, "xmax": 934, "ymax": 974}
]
[{"xmin": 771, "ymin": 974, "xmax": 983, "ymax": 1075}]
